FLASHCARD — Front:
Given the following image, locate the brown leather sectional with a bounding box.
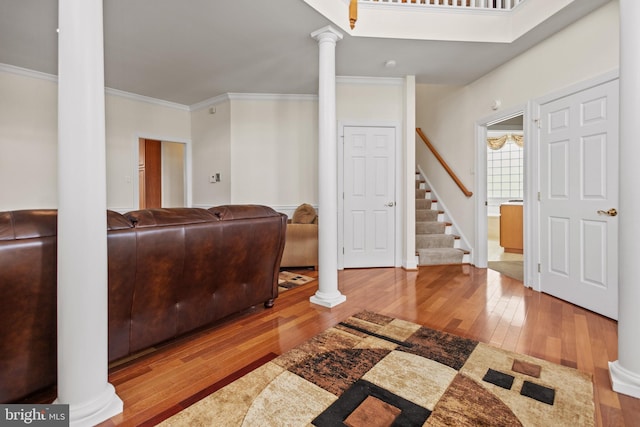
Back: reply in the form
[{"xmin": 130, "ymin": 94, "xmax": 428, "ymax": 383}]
[{"xmin": 0, "ymin": 205, "xmax": 287, "ymax": 403}]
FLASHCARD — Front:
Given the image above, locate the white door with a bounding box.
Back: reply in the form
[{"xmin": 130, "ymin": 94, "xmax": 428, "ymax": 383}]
[
  {"xmin": 343, "ymin": 126, "xmax": 396, "ymax": 268},
  {"xmin": 539, "ymin": 79, "xmax": 619, "ymax": 319}
]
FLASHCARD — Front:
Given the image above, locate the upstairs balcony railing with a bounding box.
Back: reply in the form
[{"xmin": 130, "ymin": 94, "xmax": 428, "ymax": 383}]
[{"xmin": 358, "ymin": 0, "xmax": 525, "ymax": 11}]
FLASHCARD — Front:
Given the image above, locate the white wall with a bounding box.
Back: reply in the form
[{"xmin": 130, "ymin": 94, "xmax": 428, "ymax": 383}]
[
  {"xmin": 0, "ymin": 72, "xmax": 58, "ymax": 210},
  {"xmin": 337, "ymin": 78, "xmax": 404, "ymax": 122},
  {"xmin": 416, "ymin": 0, "xmax": 620, "ymax": 249},
  {"xmin": 0, "ymin": 69, "xmax": 192, "ymax": 212},
  {"xmin": 161, "ymin": 141, "xmax": 185, "ymax": 208},
  {"xmin": 337, "ymin": 77, "xmax": 407, "ymax": 267},
  {"xmin": 106, "ymin": 96, "xmax": 191, "ymax": 212},
  {"xmin": 229, "ymin": 96, "xmax": 318, "ymax": 208},
  {"xmin": 190, "ymin": 100, "xmax": 232, "ymax": 208}
]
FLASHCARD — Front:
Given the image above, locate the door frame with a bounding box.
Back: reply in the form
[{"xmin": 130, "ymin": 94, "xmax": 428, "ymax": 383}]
[
  {"xmin": 474, "ymin": 70, "xmax": 620, "ymax": 291},
  {"xmin": 474, "ymin": 104, "xmax": 534, "ymax": 287},
  {"xmin": 134, "ymin": 133, "xmax": 192, "ymax": 210},
  {"xmin": 338, "ymin": 121, "xmax": 402, "ymax": 269}
]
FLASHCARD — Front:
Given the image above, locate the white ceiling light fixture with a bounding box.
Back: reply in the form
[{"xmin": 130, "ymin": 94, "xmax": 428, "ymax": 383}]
[{"xmin": 384, "ymin": 59, "xmax": 396, "ymax": 68}]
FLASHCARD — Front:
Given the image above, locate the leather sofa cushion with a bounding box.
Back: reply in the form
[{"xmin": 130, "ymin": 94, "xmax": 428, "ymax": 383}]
[
  {"xmin": 126, "ymin": 207, "xmax": 218, "ymax": 227},
  {"xmin": 211, "ymin": 205, "xmax": 281, "ymax": 220},
  {"xmin": 107, "ymin": 210, "xmax": 134, "ymax": 230},
  {"xmin": 0, "ymin": 210, "xmax": 57, "ymax": 241}
]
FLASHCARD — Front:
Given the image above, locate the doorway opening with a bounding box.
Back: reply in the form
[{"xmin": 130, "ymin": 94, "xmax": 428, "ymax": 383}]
[
  {"xmin": 138, "ymin": 138, "xmax": 187, "ymax": 209},
  {"xmin": 486, "ymin": 116, "xmax": 524, "ymax": 282}
]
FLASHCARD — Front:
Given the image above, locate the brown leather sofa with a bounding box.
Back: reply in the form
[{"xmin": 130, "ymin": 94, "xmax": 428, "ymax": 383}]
[{"xmin": 0, "ymin": 205, "xmax": 286, "ymax": 403}]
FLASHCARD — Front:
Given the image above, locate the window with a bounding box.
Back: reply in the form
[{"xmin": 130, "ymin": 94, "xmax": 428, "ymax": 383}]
[{"xmin": 487, "ymin": 137, "xmax": 523, "ymax": 200}]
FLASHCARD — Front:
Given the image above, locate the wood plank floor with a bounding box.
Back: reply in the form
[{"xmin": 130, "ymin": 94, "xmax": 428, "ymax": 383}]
[{"xmin": 90, "ymin": 265, "xmax": 638, "ymax": 426}]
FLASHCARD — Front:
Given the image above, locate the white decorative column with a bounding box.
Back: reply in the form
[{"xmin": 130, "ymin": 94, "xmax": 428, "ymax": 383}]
[
  {"xmin": 609, "ymin": 0, "xmax": 640, "ymax": 399},
  {"xmin": 404, "ymin": 75, "xmax": 418, "ymax": 270},
  {"xmin": 310, "ymin": 26, "xmax": 346, "ymax": 308},
  {"xmin": 56, "ymin": 0, "xmax": 123, "ymax": 425}
]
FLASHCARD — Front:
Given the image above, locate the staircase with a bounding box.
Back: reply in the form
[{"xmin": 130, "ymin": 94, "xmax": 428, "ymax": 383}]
[{"xmin": 415, "ymin": 173, "xmax": 469, "ymax": 265}]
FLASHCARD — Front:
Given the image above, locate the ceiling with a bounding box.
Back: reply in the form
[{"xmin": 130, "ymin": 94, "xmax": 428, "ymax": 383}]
[{"xmin": 0, "ymin": 0, "xmax": 611, "ymax": 106}]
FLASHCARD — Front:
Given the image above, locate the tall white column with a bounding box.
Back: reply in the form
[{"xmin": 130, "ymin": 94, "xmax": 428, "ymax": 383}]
[
  {"xmin": 56, "ymin": 0, "xmax": 123, "ymax": 425},
  {"xmin": 404, "ymin": 75, "xmax": 417, "ymax": 270},
  {"xmin": 609, "ymin": 0, "xmax": 640, "ymax": 399},
  {"xmin": 310, "ymin": 26, "xmax": 346, "ymax": 308}
]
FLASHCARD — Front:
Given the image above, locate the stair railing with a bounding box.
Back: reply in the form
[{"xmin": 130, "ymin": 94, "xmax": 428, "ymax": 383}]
[
  {"xmin": 416, "ymin": 128, "xmax": 473, "ymax": 197},
  {"xmin": 359, "ymin": 0, "xmax": 524, "ymax": 11}
]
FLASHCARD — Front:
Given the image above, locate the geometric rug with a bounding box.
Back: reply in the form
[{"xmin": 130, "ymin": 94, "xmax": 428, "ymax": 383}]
[
  {"xmin": 278, "ymin": 271, "xmax": 316, "ymax": 292},
  {"xmin": 158, "ymin": 311, "xmax": 595, "ymax": 426}
]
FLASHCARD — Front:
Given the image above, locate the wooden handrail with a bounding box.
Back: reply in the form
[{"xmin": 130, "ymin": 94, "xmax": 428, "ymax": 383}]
[{"xmin": 416, "ymin": 128, "xmax": 473, "ymax": 197}]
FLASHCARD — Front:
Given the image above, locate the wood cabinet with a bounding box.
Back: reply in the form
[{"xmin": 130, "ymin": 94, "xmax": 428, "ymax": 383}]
[{"xmin": 500, "ymin": 203, "xmax": 523, "ymax": 254}]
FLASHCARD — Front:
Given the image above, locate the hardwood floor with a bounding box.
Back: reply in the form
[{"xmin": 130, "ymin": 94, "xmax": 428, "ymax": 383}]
[{"xmin": 93, "ymin": 265, "xmax": 638, "ymax": 426}]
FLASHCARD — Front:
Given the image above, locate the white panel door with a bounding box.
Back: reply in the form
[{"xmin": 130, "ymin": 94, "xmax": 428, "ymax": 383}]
[
  {"xmin": 343, "ymin": 126, "xmax": 395, "ymax": 268},
  {"xmin": 539, "ymin": 79, "xmax": 619, "ymax": 319}
]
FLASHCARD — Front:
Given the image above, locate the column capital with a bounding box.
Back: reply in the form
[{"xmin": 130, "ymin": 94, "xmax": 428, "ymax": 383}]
[{"xmin": 311, "ymin": 25, "xmax": 344, "ymax": 43}]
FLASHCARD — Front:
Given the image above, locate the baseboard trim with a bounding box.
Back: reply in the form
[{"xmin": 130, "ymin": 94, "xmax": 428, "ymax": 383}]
[{"xmin": 609, "ymin": 360, "xmax": 640, "ymax": 398}]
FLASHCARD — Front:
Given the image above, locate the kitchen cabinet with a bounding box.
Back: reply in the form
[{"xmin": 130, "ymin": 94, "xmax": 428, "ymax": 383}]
[{"xmin": 500, "ymin": 203, "xmax": 523, "ymax": 254}]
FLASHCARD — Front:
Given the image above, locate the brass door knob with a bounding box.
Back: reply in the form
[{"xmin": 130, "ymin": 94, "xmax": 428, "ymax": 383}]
[{"xmin": 597, "ymin": 208, "xmax": 617, "ymax": 217}]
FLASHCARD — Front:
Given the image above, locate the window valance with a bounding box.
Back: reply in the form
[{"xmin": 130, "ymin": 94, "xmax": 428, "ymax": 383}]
[{"xmin": 487, "ymin": 134, "xmax": 524, "ymax": 150}]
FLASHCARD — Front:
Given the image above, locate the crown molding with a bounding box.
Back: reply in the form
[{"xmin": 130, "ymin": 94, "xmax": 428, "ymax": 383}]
[
  {"xmin": 227, "ymin": 93, "xmax": 318, "ymax": 102},
  {"xmin": 189, "ymin": 93, "xmax": 232, "ymax": 112},
  {"xmin": 0, "ymin": 62, "xmax": 190, "ymax": 112},
  {"xmin": 0, "ymin": 63, "xmax": 58, "ymax": 83},
  {"xmin": 105, "ymin": 88, "xmax": 189, "ymax": 111},
  {"xmin": 2, "ymin": 62, "xmax": 399, "ymax": 110},
  {"xmin": 190, "ymin": 93, "xmax": 318, "ymax": 111},
  {"xmin": 337, "ymin": 76, "xmax": 405, "ymax": 86}
]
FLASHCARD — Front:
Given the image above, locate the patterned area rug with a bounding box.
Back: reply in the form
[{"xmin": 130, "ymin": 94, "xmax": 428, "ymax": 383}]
[
  {"xmin": 159, "ymin": 311, "xmax": 594, "ymax": 426},
  {"xmin": 278, "ymin": 271, "xmax": 315, "ymax": 292}
]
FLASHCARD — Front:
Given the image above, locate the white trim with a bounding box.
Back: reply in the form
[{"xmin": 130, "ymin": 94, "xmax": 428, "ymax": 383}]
[
  {"xmin": 523, "ymin": 100, "xmax": 537, "ymax": 289},
  {"xmin": 311, "ymin": 25, "xmax": 344, "ymax": 40},
  {"xmin": 0, "ymin": 62, "xmax": 191, "ymax": 111},
  {"xmin": 105, "ymin": 88, "xmax": 189, "ymax": 111},
  {"xmin": 534, "ymin": 69, "xmax": 619, "ymax": 105},
  {"xmin": 404, "ymin": 75, "xmax": 417, "ymax": 271},
  {"xmin": 338, "ymin": 121, "xmax": 403, "ymax": 269},
  {"xmin": 609, "ymin": 361, "xmax": 640, "ymax": 399},
  {"xmin": 190, "ymin": 93, "xmax": 318, "ymax": 111},
  {"xmin": 228, "ymin": 93, "xmax": 318, "ymax": 102},
  {"xmin": 189, "ymin": 93, "xmax": 231, "ymax": 111},
  {"xmin": 270, "ymin": 204, "xmax": 318, "ymax": 219},
  {"xmin": 0, "ymin": 62, "xmax": 58, "ymax": 82},
  {"xmin": 474, "ymin": 105, "xmax": 528, "ymax": 281},
  {"xmin": 337, "ymin": 76, "xmax": 405, "ymax": 86}
]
